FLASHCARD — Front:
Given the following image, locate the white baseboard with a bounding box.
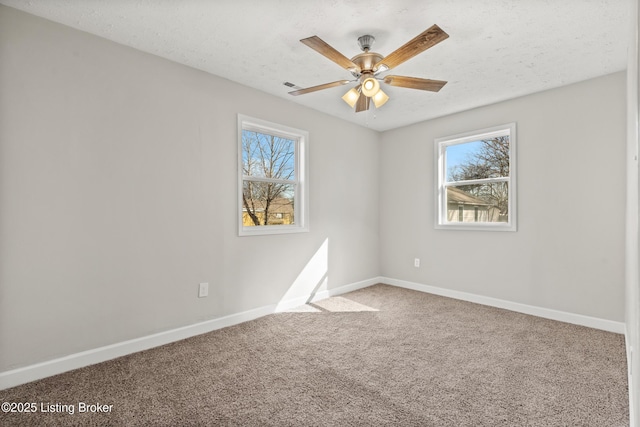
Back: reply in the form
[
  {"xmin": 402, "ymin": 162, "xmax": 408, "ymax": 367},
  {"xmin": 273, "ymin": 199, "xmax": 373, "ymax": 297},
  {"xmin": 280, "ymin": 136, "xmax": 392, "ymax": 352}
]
[
  {"xmin": 0, "ymin": 304, "xmax": 278, "ymax": 391},
  {"xmin": 382, "ymin": 277, "xmax": 626, "ymax": 334},
  {"xmin": 1, "ymin": 276, "xmax": 624, "ymax": 391},
  {"xmin": 275, "ymin": 276, "xmax": 382, "ymax": 312},
  {"xmin": 0, "ymin": 277, "xmax": 382, "ymax": 391}
]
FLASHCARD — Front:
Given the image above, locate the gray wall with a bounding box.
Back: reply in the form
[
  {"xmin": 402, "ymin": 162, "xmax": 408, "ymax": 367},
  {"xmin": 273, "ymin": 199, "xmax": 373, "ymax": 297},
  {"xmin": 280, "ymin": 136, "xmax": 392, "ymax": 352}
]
[
  {"xmin": 0, "ymin": 6, "xmax": 380, "ymax": 372},
  {"xmin": 379, "ymin": 72, "xmax": 626, "ymax": 322}
]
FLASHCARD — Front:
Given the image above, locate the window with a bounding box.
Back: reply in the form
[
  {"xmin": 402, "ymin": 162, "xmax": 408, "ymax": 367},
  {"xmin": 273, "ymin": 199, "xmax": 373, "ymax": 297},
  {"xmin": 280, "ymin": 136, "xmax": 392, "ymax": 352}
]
[
  {"xmin": 435, "ymin": 123, "xmax": 516, "ymax": 231},
  {"xmin": 238, "ymin": 115, "xmax": 309, "ymax": 236}
]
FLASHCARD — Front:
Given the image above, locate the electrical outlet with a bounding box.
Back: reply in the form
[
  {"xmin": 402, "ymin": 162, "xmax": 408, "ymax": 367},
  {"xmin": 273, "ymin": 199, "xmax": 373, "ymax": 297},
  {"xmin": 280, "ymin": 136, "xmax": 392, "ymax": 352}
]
[
  {"xmin": 414, "ymin": 258, "xmax": 420, "ymax": 268},
  {"xmin": 198, "ymin": 282, "xmax": 209, "ymax": 298}
]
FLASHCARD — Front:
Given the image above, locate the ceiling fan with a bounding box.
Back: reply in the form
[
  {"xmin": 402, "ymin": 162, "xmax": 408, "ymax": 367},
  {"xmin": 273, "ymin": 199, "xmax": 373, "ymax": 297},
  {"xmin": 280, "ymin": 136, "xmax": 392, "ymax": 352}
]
[{"xmin": 288, "ymin": 25, "xmax": 449, "ymax": 112}]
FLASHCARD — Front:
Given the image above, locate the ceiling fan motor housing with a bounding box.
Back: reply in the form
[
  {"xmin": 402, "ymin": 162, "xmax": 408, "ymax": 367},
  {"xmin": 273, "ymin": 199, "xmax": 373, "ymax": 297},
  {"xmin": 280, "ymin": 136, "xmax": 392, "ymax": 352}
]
[{"xmin": 350, "ymin": 52, "xmax": 384, "ymax": 77}]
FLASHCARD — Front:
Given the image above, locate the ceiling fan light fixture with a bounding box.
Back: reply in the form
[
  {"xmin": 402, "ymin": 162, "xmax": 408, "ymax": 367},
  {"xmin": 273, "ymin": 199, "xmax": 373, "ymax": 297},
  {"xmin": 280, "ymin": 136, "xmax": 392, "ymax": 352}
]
[
  {"xmin": 341, "ymin": 87, "xmax": 360, "ymax": 108},
  {"xmin": 361, "ymin": 77, "xmax": 380, "ymax": 97},
  {"xmin": 372, "ymin": 89, "xmax": 389, "ymax": 108},
  {"xmin": 293, "ymin": 26, "xmax": 449, "ymax": 113}
]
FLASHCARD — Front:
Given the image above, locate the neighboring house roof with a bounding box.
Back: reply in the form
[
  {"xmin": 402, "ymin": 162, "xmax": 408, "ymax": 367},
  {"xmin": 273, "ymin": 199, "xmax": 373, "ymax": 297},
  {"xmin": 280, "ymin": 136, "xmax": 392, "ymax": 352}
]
[{"xmin": 447, "ymin": 187, "xmax": 495, "ymax": 207}]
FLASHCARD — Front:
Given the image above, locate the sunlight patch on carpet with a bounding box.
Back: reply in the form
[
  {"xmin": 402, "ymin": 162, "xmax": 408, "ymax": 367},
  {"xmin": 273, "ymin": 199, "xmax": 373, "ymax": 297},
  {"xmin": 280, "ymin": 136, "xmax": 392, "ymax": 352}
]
[
  {"xmin": 285, "ymin": 304, "xmax": 322, "ymax": 313},
  {"xmin": 311, "ymin": 296, "xmax": 379, "ymax": 312},
  {"xmin": 284, "ymin": 296, "xmax": 379, "ymax": 313}
]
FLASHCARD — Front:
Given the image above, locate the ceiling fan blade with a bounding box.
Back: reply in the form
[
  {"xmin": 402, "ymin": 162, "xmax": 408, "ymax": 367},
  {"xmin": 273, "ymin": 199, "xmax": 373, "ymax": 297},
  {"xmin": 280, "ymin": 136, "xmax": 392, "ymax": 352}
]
[
  {"xmin": 355, "ymin": 93, "xmax": 370, "ymax": 112},
  {"xmin": 300, "ymin": 36, "xmax": 360, "ymax": 72},
  {"xmin": 374, "ymin": 25, "xmax": 449, "ymax": 71},
  {"xmin": 288, "ymin": 80, "xmax": 351, "ymax": 96},
  {"xmin": 383, "ymin": 75, "xmax": 447, "ymax": 92}
]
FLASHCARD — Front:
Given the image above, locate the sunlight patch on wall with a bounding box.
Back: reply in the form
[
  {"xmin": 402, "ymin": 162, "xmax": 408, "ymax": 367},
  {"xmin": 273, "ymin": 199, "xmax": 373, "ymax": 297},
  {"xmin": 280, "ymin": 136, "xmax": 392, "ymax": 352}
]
[{"xmin": 275, "ymin": 238, "xmax": 328, "ymax": 311}]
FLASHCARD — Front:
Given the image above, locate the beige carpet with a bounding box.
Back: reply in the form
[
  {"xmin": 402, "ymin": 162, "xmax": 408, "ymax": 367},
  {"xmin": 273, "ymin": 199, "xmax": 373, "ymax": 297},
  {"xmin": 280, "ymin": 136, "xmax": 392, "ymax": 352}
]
[{"xmin": 0, "ymin": 284, "xmax": 629, "ymax": 426}]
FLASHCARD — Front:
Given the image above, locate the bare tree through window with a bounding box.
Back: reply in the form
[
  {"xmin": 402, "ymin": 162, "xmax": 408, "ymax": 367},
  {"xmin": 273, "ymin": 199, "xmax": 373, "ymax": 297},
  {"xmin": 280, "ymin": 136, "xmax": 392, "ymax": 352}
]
[{"xmin": 242, "ymin": 130, "xmax": 296, "ymax": 226}]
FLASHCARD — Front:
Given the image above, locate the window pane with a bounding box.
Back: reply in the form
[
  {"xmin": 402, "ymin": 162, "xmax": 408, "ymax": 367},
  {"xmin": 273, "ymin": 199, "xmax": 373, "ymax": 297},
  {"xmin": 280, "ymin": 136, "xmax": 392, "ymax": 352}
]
[
  {"xmin": 446, "ymin": 183, "xmax": 509, "ymax": 223},
  {"xmin": 242, "ymin": 130, "xmax": 295, "ymax": 180},
  {"xmin": 242, "ymin": 181, "xmax": 295, "ymax": 226},
  {"xmin": 446, "ymin": 136, "xmax": 510, "ymax": 181}
]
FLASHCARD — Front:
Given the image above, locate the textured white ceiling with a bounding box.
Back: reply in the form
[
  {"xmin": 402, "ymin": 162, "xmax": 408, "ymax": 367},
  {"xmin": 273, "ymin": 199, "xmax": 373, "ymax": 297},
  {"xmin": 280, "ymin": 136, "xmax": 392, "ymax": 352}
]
[{"xmin": 0, "ymin": 0, "xmax": 631, "ymax": 131}]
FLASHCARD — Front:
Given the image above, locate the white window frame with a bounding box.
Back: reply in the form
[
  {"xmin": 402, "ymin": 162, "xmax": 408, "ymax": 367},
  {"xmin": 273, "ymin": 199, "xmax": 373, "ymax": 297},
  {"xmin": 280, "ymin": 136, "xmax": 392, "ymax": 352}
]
[
  {"xmin": 435, "ymin": 123, "xmax": 517, "ymax": 231},
  {"xmin": 238, "ymin": 115, "xmax": 309, "ymax": 236}
]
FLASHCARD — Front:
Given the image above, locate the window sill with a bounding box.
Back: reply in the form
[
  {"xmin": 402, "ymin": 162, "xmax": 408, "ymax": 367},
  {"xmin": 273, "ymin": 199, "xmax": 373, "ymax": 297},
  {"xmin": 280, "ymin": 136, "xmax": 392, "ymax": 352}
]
[
  {"xmin": 435, "ymin": 223, "xmax": 517, "ymax": 232},
  {"xmin": 239, "ymin": 225, "xmax": 309, "ymax": 237}
]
